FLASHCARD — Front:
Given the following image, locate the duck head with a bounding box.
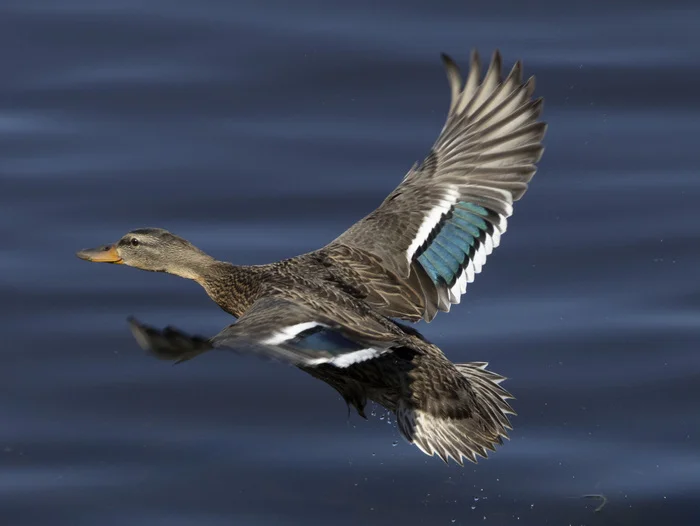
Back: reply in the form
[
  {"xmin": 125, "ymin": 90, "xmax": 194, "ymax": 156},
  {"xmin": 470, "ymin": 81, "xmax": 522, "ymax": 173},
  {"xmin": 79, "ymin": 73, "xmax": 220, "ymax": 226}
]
[{"xmin": 76, "ymin": 228, "xmax": 214, "ymax": 281}]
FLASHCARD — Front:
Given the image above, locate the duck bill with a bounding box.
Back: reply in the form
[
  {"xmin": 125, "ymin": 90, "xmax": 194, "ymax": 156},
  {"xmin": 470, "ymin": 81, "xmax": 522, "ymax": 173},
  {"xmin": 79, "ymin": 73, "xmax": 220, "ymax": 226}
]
[{"xmin": 76, "ymin": 244, "xmax": 123, "ymax": 264}]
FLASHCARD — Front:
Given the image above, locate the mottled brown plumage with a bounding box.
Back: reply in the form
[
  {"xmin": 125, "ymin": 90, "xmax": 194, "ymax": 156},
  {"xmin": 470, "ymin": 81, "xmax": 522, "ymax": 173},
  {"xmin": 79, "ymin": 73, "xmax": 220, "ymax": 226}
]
[{"xmin": 78, "ymin": 50, "xmax": 544, "ymax": 465}]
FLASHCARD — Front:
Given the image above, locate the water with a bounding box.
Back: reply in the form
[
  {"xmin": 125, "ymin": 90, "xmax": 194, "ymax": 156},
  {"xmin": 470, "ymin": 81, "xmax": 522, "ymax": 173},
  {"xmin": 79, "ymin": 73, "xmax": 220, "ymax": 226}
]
[{"xmin": 2, "ymin": 1, "xmax": 699, "ymax": 524}]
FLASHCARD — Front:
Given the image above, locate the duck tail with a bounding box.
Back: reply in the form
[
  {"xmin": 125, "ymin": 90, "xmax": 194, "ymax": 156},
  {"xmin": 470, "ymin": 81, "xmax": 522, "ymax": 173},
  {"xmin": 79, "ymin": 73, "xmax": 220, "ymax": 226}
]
[{"xmin": 395, "ymin": 361, "xmax": 515, "ymax": 465}]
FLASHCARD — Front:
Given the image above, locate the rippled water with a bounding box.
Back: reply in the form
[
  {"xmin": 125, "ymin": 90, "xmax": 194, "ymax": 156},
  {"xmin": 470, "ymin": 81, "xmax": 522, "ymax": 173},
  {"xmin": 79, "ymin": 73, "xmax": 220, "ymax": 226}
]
[{"xmin": 2, "ymin": 1, "xmax": 699, "ymax": 524}]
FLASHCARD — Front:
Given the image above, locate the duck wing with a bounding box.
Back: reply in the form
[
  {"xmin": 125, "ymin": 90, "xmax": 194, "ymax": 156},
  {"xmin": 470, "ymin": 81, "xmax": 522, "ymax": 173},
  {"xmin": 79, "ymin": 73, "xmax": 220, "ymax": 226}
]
[
  {"xmin": 129, "ymin": 293, "xmax": 414, "ymax": 368},
  {"xmin": 324, "ymin": 50, "xmax": 546, "ymax": 322},
  {"xmin": 129, "ymin": 296, "xmax": 516, "ymax": 466}
]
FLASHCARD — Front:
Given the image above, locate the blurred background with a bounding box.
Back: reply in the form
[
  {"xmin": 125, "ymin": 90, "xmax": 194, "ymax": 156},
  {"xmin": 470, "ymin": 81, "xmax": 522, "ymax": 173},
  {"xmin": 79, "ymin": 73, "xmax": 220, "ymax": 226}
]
[{"xmin": 1, "ymin": 0, "xmax": 699, "ymax": 524}]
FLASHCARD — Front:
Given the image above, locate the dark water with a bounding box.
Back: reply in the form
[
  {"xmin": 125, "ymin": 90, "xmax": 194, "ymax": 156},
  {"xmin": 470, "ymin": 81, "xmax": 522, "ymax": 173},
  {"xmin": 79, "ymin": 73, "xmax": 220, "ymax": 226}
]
[{"xmin": 2, "ymin": 1, "xmax": 699, "ymax": 524}]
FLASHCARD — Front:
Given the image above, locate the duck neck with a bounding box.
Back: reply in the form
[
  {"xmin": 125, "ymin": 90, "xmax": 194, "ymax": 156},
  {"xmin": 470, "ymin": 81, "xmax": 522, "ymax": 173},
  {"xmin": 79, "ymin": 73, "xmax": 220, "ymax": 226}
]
[
  {"xmin": 196, "ymin": 261, "xmax": 262, "ymax": 318},
  {"xmin": 166, "ymin": 250, "xmax": 218, "ymax": 282}
]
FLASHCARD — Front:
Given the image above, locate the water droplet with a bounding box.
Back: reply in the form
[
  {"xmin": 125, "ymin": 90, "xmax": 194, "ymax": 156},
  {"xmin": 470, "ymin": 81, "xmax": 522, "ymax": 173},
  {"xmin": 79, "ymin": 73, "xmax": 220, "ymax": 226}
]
[{"xmin": 392, "ymin": 441, "xmax": 398, "ymax": 447}]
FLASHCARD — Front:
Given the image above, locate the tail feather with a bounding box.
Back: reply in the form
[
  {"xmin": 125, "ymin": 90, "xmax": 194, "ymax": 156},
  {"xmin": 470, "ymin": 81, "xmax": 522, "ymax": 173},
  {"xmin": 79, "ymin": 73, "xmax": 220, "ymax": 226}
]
[{"xmin": 396, "ymin": 361, "xmax": 515, "ymax": 466}]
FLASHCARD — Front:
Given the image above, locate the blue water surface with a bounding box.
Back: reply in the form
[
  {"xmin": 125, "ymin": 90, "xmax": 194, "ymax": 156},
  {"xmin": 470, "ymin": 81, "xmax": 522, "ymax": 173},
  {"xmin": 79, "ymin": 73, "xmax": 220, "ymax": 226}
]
[{"xmin": 1, "ymin": 1, "xmax": 699, "ymax": 524}]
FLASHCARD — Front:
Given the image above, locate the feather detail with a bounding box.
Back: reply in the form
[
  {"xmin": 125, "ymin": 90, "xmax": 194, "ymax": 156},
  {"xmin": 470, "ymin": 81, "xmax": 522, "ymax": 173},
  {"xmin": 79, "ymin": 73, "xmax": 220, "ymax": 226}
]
[
  {"xmin": 396, "ymin": 361, "xmax": 515, "ymax": 466},
  {"xmin": 327, "ymin": 49, "xmax": 545, "ymax": 322}
]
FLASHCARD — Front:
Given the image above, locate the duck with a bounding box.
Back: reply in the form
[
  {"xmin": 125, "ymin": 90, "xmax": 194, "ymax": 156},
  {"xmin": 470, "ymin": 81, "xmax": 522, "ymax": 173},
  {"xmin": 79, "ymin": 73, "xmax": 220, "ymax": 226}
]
[{"xmin": 77, "ymin": 50, "xmax": 545, "ymax": 465}]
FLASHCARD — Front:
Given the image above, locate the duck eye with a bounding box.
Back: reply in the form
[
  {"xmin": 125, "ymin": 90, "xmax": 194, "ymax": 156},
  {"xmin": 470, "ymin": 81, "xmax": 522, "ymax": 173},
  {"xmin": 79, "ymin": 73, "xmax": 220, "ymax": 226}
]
[{"xmin": 130, "ymin": 238, "xmax": 140, "ymax": 247}]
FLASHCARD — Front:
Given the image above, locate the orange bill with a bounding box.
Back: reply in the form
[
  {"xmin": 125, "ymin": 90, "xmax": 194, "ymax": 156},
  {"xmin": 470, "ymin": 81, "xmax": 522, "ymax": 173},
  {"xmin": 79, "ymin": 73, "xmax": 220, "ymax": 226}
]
[{"xmin": 76, "ymin": 244, "xmax": 123, "ymax": 264}]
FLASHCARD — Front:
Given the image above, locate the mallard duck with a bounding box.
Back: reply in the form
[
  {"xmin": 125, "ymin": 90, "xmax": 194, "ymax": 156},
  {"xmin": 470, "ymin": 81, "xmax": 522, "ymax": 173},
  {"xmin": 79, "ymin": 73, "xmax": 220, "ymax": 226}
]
[{"xmin": 77, "ymin": 50, "xmax": 545, "ymax": 465}]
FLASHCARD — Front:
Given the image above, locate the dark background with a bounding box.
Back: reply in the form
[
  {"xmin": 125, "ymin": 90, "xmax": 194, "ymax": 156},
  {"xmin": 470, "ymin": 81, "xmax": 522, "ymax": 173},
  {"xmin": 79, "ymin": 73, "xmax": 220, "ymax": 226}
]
[{"xmin": 2, "ymin": 1, "xmax": 699, "ymax": 524}]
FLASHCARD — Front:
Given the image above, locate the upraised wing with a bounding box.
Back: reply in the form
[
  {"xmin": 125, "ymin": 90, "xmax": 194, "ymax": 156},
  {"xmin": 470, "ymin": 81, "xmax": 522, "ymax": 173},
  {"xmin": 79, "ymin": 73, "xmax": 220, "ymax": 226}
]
[{"xmin": 325, "ymin": 50, "xmax": 546, "ymax": 321}]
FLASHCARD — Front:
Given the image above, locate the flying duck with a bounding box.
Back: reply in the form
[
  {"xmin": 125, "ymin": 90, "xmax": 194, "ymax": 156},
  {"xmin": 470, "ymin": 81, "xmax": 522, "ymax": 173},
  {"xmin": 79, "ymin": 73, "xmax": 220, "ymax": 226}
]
[{"xmin": 77, "ymin": 50, "xmax": 545, "ymax": 465}]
